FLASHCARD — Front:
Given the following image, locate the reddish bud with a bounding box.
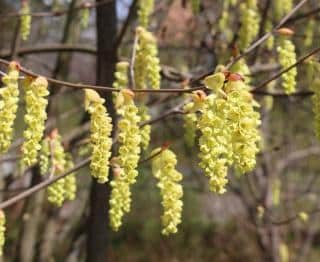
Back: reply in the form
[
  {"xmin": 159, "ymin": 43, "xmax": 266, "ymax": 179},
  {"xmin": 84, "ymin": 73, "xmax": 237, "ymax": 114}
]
[
  {"xmin": 276, "ymin": 28, "xmax": 294, "ymax": 36},
  {"xmin": 162, "ymin": 141, "xmax": 171, "ymax": 150}
]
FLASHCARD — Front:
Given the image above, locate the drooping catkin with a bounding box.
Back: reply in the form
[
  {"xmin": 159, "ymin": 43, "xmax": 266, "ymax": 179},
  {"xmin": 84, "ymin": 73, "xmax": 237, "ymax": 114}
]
[
  {"xmin": 304, "ymin": 19, "xmax": 315, "ymax": 47},
  {"xmin": 0, "ymin": 210, "xmax": 5, "ymax": 257},
  {"xmin": 183, "ymin": 101, "xmax": 197, "ymax": 147},
  {"xmin": 109, "ymin": 89, "xmax": 141, "ymax": 231},
  {"xmin": 238, "ymin": 0, "xmax": 260, "ymax": 51},
  {"xmin": 112, "ymin": 61, "xmax": 129, "ymax": 105},
  {"xmin": 198, "ymin": 93, "xmax": 232, "ymax": 193},
  {"xmin": 134, "ymin": 27, "xmax": 161, "ymax": 90},
  {"xmin": 265, "ymin": 20, "xmax": 274, "ymax": 50},
  {"xmin": 151, "ymin": 148, "xmax": 183, "ymax": 235},
  {"xmin": 84, "ymin": 89, "xmax": 113, "ymax": 184},
  {"xmin": 311, "ymin": 67, "xmax": 320, "ymax": 140},
  {"xmin": 198, "ymin": 76, "xmax": 232, "ymax": 193},
  {"xmin": 199, "ymin": 72, "xmax": 261, "ymax": 193},
  {"xmin": 274, "ymin": 0, "xmax": 292, "ymax": 21},
  {"xmin": 64, "ymin": 153, "xmax": 77, "ymax": 201},
  {"xmin": 47, "ymin": 130, "xmax": 67, "ymax": 206},
  {"xmin": 0, "ymin": 62, "xmax": 20, "ymax": 153},
  {"xmin": 225, "ymin": 79, "xmax": 261, "ymax": 175},
  {"xmin": 113, "ymin": 62, "xmax": 129, "ymax": 90},
  {"xmin": 138, "ymin": 0, "xmax": 154, "ymax": 28},
  {"xmin": 277, "ymin": 39, "xmax": 297, "ymax": 94},
  {"xmin": 39, "ymin": 137, "xmax": 50, "ymax": 175},
  {"xmin": 21, "ymin": 77, "xmax": 49, "ymax": 167},
  {"xmin": 21, "ymin": 0, "xmax": 32, "ymax": 41},
  {"xmin": 80, "ymin": 3, "xmax": 90, "ymax": 29},
  {"xmin": 191, "ymin": 0, "xmax": 200, "ymax": 15},
  {"xmin": 139, "ymin": 105, "xmax": 151, "ymax": 150}
]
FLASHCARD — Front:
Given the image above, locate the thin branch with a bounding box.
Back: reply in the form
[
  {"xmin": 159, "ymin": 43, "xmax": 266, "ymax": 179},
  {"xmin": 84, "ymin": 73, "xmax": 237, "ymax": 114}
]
[
  {"xmin": 253, "ymin": 47, "xmax": 320, "ymax": 91},
  {"xmin": 0, "ymin": 58, "xmax": 202, "ymax": 93},
  {"xmin": 0, "ymin": 157, "xmax": 91, "ymax": 210}
]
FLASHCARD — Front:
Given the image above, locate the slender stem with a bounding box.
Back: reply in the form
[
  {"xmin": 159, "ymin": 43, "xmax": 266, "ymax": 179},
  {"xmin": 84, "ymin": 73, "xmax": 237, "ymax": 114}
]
[{"xmin": 253, "ymin": 47, "xmax": 320, "ymax": 91}]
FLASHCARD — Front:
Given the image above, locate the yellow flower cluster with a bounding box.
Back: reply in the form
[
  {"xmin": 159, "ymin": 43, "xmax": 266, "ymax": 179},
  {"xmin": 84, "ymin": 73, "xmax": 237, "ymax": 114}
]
[
  {"xmin": 183, "ymin": 101, "xmax": 197, "ymax": 148},
  {"xmin": 139, "ymin": 105, "xmax": 151, "ymax": 150},
  {"xmin": 134, "ymin": 27, "xmax": 161, "ymax": 90},
  {"xmin": 265, "ymin": 21, "xmax": 274, "ymax": 50},
  {"xmin": 151, "ymin": 148, "xmax": 183, "ymax": 235},
  {"xmin": 80, "ymin": 6, "xmax": 90, "ymax": 29},
  {"xmin": 110, "ymin": 89, "xmax": 141, "ymax": 231},
  {"xmin": 277, "ymin": 39, "xmax": 297, "ymax": 94},
  {"xmin": 0, "ymin": 62, "xmax": 20, "ymax": 153},
  {"xmin": 113, "ymin": 62, "xmax": 129, "ymax": 90},
  {"xmin": 113, "ymin": 61, "xmax": 129, "ymax": 105},
  {"xmin": 64, "ymin": 153, "xmax": 77, "ymax": 201},
  {"xmin": 21, "ymin": 77, "xmax": 49, "ymax": 167},
  {"xmin": 191, "ymin": 0, "xmax": 200, "ymax": 15},
  {"xmin": 311, "ymin": 64, "xmax": 320, "ymax": 140},
  {"xmin": 85, "ymin": 89, "xmax": 113, "ymax": 184},
  {"xmin": 238, "ymin": 0, "xmax": 260, "ymax": 50},
  {"xmin": 138, "ymin": 0, "xmax": 154, "ymax": 28},
  {"xmin": 226, "ymin": 80, "xmax": 261, "ymax": 174},
  {"xmin": 0, "ymin": 210, "xmax": 5, "ymax": 257},
  {"xmin": 198, "ymin": 93, "xmax": 232, "ymax": 193},
  {"xmin": 304, "ymin": 19, "xmax": 315, "ymax": 47},
  {"xmin": 21, "ymin": 0, "xmax": 31, "ymax": 41},
  {"xmin": 47, "ymin": 130, "xmax": 67, "ymax": 206},
  {"xmin": 198, "ymin": 72, "xmax": 261, "ymax": 193},
  {"xmin": 39, "ymin": 136, "xmax": 50, "ymax": 175},
  {"xmin": 274, "ymin": 0, "xmax": 292, "ymax": 21}
]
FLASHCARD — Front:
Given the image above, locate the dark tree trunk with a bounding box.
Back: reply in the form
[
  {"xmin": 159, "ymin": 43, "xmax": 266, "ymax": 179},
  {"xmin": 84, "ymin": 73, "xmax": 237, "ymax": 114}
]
[{"xmin": 86, "ymin": 1, "xmax": 117, "ymax": 261}]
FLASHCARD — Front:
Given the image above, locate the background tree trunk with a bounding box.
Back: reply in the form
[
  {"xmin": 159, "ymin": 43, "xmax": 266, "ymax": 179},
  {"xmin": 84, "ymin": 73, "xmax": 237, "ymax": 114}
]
[{"xmin": 86, "ymin": 1, "xmax": 117, "ymax": 261}]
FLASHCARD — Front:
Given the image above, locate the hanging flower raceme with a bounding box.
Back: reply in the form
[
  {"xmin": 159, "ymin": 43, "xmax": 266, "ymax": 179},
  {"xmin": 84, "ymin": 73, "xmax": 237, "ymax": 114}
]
[
  {"xmin": 112, "ymin": 61, "xmax": 129, "ymax": 104},
  {"xmin": 84, "ymin": 89, "xmax": 113, "ymax": 184},
  {"xmin": 198, "ymin": 72, "xmax": 261, "ymax": 192},
  {"xmin": 80, "ymin": 3, "xmax": 90, "ymax": 29},
  {"xmin": 183, "ymin": 89, "xmax": 204, "ymax": 148},
  {"xmin": 198, "ymin": 91, "xmax": 232, "ymax": 194},
  {"xmin": 0, "ymin": 62, "xmax": 20, "ymax": 153},
  {"xmin": 311, "ymin": 63, "xmax": 320, "ymax": 140},
  {"xmin": 183, "ymin": 101, "xmax": 197, "ymax": 147},
  {"xmin": 238, "ymin": 0, "xmax": 260, "ymax": 50},
  {"xmin": 304, "ymin": 19, "xmax": 315, "ymax": 47},
  {"xmin": 151, "ymin": 147, "xmax": 183, "ymax": 235},
  {"xmin": 0, "ymin": 210, "xmax": 5, "ymax": 257},
  {"xmin": 47, "ymin": 129, "xmax": 67, "ymax": 206},
  {"xmin": 139, "ymin": 105, "xmax": 151, "ymax": 150},
  {"xmin": 191, "ymin": 0, "xmax": 200, "ymax": 15},
  {"xmin": 21, "ymin": 0, "xmax": 32, "ymax": 41},
  {"xmin": 265, "ymin": 20, "xmax": 274, "ymax": 50},
  {"xmin": 138, "ymin": 0, "xmax": 154, "ymax": 28},
  {"xmin": 39, "ymin": 136, "xmax": 50, "ymax": 175},
  {"xmin": 21, "ymin": 76, "xmax": 49, "ymax": 167},
  {"xmin": 109, "ymin": 89, "xmax": 141, "ymax": 231},
  {"xmin": 224, "ymin": 79, "xmax": 261, "ymax": 175},
  {"xmin": 113, "ymin": 62, "xmax": 129, "ymax": 90},
  {"xmin": 64, "ymin": 153, "xmax": 77, "ymax": 201},
  {"xmin": 274, "ymin": 0, "xmax": 292, "ymax": 21},
  {"xmin": 277, "ymin": 33, "xmax": 297, "ymax": 94},
  {"xmin": 134, "ymin": 27, "xmax": 161, "ymax": 90}
]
